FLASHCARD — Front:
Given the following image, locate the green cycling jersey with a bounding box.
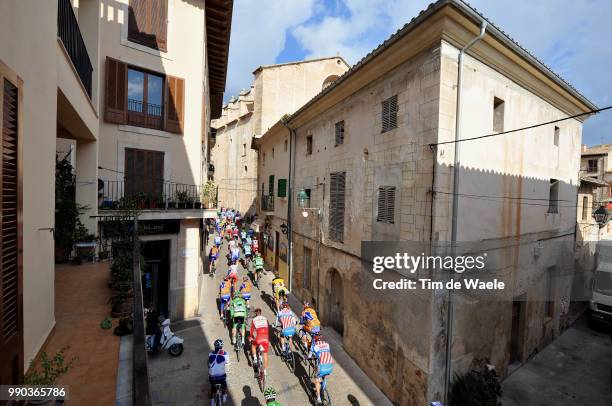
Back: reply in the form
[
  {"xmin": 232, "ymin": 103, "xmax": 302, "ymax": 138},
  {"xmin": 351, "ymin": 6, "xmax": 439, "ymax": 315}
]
[
  {"xmin": 229, "ymin": 297, "xmax": 247, "ymax": 319},
  {"xmin": 266, "ymin": 402, "xmax": 282, "ymax": 406},
  {"xmin": 254, "ymin": 257, "xmax": 264, "ymax": 269}
]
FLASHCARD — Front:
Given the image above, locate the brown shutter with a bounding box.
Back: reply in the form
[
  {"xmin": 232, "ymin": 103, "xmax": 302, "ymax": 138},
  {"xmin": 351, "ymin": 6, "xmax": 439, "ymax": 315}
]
[
  {"xmin": 329, "ymin": 172, "xmax": 346, "ymax": 242},
  {"xmin": 128, "ymin": 0, "xmax": 167, "ymax": 52},
  {"xmin": 105, "ymin": 57, "xmax": 127, "ymax": 124},
  {"xmin": 0, "ymin": 65, "xmax": 24, "ymax": 385},
  {"xmin": 125, "ymin": 148, "xmax": 164, "ymax": 199},
  {"xmin": 164, "ymin": 76, "xmax": 184, "ymax": 134}
]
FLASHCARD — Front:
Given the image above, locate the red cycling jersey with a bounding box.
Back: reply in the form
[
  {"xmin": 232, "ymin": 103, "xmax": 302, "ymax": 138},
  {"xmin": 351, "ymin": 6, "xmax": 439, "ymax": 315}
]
[{"xmin": 249, "ymin": 315, "xmax": 270, "ymax": 353}]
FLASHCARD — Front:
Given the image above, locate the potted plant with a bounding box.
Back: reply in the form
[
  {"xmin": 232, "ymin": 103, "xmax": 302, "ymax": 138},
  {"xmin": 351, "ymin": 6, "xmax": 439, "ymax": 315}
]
[
  {"xmin": 114, "ymin": 315, "xmax": 134, "ymax": 336},
  {"xmin": 157, "ymin": 193, "xmax": 166, "ymax": 209},
  {"xmin": 176, "ymin": 190, "xmax": 189, "ymax": 209},
  {"xmin": 201, "ymin": 180, "xmax": 217, "ymax": 209},
  {"xmin": 193, "ymin": 198, "xmax": 202, "ymax": 209},
  {"xmin": 24, "ymin": 347, "xmax": 76, "ymax": 405}
]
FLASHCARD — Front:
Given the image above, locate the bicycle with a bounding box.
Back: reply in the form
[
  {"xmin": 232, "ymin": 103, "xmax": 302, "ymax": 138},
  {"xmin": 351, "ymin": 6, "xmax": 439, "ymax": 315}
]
[
  {"xmin": 234, "ymin": 317, "xmax": 247, "ymax": 362},
  {"xmin": 307, "ymin": 357, "xmax": 332, "ymax": 406},
  {"xmin": 209, "ymin": 261, "xmax": 216, "ymax": 278},
  {"xmin": 276, "ymin": 325, "xmax": 296, "ymax": 372},
  {"xmin": 211, "ymin": 383, "xmax": 223, "ymax": 406},
  {"xmin": 254, "ymin": 267, "xmax": 263, "ymax": 289},
  {"xmin": 255, "ymin": 344, "xmax": 266, "ymax": 392}
]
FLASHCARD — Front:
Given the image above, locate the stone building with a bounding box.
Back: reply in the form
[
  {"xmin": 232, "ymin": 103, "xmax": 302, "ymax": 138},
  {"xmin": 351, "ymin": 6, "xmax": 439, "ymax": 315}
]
[
  {"xmin": 263, "ymin": 0, "xmax": 596, "ymax": 404},
  {"xmin": 581, "ymin": 143, "xmax": 612, "ymax": 206},
  {"xmin": 210, "ymin": 57, "xmax": 349, "ymax": 214}
]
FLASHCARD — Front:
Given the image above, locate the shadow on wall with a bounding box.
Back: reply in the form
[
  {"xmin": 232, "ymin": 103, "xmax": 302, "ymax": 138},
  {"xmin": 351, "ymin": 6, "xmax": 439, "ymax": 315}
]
[{"xmin": 291, "ymin": 161, "xmax": 585, "ymax": 405}]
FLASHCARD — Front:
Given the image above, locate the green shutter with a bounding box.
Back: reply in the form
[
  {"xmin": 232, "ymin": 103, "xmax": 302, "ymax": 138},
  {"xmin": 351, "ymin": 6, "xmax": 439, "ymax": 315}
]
[{"xmin": 278, "ymin": 179, "xmax": 287, "ymax": 197}]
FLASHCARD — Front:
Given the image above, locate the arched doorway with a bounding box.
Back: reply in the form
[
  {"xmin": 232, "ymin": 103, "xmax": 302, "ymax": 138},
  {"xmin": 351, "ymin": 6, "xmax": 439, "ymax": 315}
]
[{"xmin": 327, "ymin": 269, "xmax": 344, "ymax": 336}]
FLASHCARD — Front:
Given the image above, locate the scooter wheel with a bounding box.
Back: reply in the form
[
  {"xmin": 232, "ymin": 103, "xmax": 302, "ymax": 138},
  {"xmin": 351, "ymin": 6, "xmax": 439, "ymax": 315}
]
[{"xmin": 169, "ymin": 343, "xmax": 184, "ymax": 356}]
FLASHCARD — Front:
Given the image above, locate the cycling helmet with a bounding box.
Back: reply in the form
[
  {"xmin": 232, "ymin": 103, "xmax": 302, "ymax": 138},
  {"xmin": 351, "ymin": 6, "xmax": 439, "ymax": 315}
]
[
  {"xmin": 254, "ymin": 308, "xmax": 262, "ymax": 315},
  {"xmin": 314, "ymin": 333, "xmax": 323, "ymax": 342},
  {"xmin": 263, "ymin": 387, "xmax": 277, "ymax": 400},
  {"xmin": 281, "ymin": 301, "xmax": 290, "ymax": 309},
  {"xmin": 303, "ymin": 301, "xmax": 311, "ymax": 308},
  {"xmin": 214, "ymin": 339, "xmax": 224, "ymax": 350},
  {"xmin": 243, "ymin": 276, "xmax": 249, "ymax": 282}
]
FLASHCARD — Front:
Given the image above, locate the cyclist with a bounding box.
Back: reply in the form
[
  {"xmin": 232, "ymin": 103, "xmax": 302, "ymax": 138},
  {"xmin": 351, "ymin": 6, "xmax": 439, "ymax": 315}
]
[
  {"xmin": 243, "ymin": 242, "xmax": 253, "ymax": 266},
  {"xmin": 229, "ymin": 292, "xmax": 248, "ymax": 345},
  {"xmin": 239, "ymin": 276, "xmax": 253, "ymax": 308},
  {"xmin": 230, "ymin": 245, "xmax": 241, "ymax": 263},
  {"xmin": 227, "ymin": 262, "xmax": 239, "ymax": 291},
  {"xmin": 275, "ymin": 301, "xmax": 298, "ymax": 356},
  {"xmin": 271, "ymin": 273, "xmax": 287, "ymax": 313},
  {"xmin": 252, "ymin": 237, "xmax": 259, "ymax": 253},
  {"xmin": 218, "ymin": 277, "xmax": 232, "ymax": 320},
  {"xmin": 209, "ymin": 245, "xmax": 219, "ymax": 274},
  {"xmin": 301, "ymin": 301, "xmax": 321, "ymax": 349},
  {"xmin": 240, "ymin": 228, "xmax": 247, "ymax": 245},
  {"xmin": 263, "ymin": 387, "xmax": 283, "ymax": 406},
  {"xmin": 232, "ymin": 225, "xmax": 240, "ymax": 241},
  {"xmin": 308, "ymin": 334, "xmax": 333, "ymax": 405},
  {"xmin": 249, "ymin": 308, "xmax": 270, "ymax": 377},
  {"xmin": 214, "ymin": 233, "xmax": 222, "ymax": 249},
  {"xmin": 253, "ymin": 252, "xmax": 265, "ymax": 284},
  {"xmin": 208, "ymin": 339, "xmax": 230, "ymax": 403}
]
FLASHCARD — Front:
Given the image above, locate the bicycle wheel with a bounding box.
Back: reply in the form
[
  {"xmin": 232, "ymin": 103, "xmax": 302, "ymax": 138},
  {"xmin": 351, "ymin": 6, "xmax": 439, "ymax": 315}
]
[
  {"xmin": 287, "ymin": 347, "xmax": 295, "ymax": 372},
  {"xmin": 257, "ymin": 353, "xmax": 265, "ymax": 392},
  {"xmin": 235, "ymin": 334, "xmax": 241, "ymax": 362},
  {"xmin": 322, "ymin": 380, "xmax": 332, "ymax": 406}
]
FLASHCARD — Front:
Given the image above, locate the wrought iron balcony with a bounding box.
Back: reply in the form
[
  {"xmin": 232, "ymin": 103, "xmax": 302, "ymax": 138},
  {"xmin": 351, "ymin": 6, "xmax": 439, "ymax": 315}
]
[
  {"xmin": 99, "ymin": 180, "xmax": 218, "ymax": 210},
  {"xmin": 57, "ymin": 0, "xmax": 93, "ymax": 97},
  {"xmin": 127, "ymin": 99, "xmax": 164, "ymax": 130},
  {"xmin": 261, "ymin": 194, "xmax": 274, "ymax": 212}
]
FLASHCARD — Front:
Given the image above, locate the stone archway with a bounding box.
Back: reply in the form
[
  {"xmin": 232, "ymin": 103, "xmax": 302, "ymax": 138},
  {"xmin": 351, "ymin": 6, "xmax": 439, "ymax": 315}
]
[{"xmin": 327, "ymin": 268, "xmax": 344, "ymax": 336}]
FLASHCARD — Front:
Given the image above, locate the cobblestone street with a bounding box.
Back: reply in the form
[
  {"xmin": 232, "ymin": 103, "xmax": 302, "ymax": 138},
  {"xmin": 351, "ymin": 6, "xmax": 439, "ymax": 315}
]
[{"xmin": 148, "ymin": 236, "xmax": 391, "ymax": 405}]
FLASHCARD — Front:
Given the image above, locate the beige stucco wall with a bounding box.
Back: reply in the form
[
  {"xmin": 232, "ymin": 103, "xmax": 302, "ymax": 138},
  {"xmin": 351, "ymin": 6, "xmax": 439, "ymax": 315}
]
[
  {"xmin": 211, "ymin": 58, "xmax": 349, "ymax": 214},
  {"xmin": 0, "ymin": 0, "xmax": 59, "ymax": 365},
  {"xmin": 97, "ymin": 0, "xmax": 205, "ymax": 190}
]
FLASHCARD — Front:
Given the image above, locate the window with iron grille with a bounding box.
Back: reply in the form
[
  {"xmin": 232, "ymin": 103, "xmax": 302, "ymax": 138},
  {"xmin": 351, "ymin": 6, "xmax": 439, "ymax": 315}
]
[
  {"xmin": 335, "ymin": 120, "xmax": 345, "ymax": 146},
  {"xmin": 381, "ymin": 95, "xmax": 398, "ymax": 133},
  {"xmin": 329, "ymin": 172, "xmax": 346, "ymax": 242},
  {"xmin": 376, "ymin": 186, "xmax": 396, "ymax": 224},
  {"xmin": 269, "ymin": 175, "xmax": 275, "ymax": 196}
]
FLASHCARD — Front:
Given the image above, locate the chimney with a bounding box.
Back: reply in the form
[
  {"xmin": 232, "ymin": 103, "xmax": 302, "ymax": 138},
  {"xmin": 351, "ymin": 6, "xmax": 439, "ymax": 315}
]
[{"xmin": 582, "ymin": 144, "xmax": 587, "ymax": 153}]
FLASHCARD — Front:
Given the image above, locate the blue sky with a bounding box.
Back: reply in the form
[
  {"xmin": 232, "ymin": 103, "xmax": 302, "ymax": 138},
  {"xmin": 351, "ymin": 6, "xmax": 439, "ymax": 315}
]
[{"xmin": 225, "ymin": 0, "xmax": 611, "ymax": 146}]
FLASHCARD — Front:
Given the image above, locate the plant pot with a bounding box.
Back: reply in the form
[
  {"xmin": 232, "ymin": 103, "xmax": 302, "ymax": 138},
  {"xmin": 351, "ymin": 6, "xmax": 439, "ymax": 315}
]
[
  {"xmin": 178, "ymin": 203, "xmax": 187, "ymax": 209},
  {"xmin": 167, "ymin": 201, "xmax": 177, "ymax": 209},
  {"xmin": 194, "ymin": 202, "xmax": 202, "ymax": 209}
]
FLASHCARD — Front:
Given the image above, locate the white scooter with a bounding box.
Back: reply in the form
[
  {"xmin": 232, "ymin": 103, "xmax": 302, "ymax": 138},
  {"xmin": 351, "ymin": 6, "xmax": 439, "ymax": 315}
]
[{"xmin": 146, "ymin": 318, "xmax": 184, "ymax": 356}]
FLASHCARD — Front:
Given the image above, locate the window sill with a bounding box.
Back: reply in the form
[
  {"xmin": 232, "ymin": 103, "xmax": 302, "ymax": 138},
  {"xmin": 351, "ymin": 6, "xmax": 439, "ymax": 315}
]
[
  {"xmin": 118, "ymin": 124, "xmax": 173, "ymax": 138},
  {"xmin": 120, "ymin": 38, "xmax": 173, "ymax": 61}
]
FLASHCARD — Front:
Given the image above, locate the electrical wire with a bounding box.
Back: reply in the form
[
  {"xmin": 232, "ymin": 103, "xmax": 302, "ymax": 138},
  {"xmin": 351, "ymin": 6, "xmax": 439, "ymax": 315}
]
[{"xmin": 429, "ymin": 105, "xmax": 612, "ymax": 147}]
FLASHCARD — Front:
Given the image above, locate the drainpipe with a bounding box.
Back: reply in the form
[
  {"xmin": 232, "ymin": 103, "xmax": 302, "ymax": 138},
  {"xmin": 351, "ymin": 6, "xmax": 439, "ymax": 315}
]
[
  {"xmin": 281, "ymin": 118, "xmax": 296, "ymax": 292},
  {"xmin": 445, "ymin": 20, "xmax": 487, "ymax": 404}
]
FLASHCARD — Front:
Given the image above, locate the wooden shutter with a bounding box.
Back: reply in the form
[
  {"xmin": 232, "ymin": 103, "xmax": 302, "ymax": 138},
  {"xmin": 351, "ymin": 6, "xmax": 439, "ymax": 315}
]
[
  {"xmin": 105, "ymin": 57, "xmax": 127, "ymax": 124},
  {"xmin": 0, "ymin": 66, "xmax": 23, "ymax": 385},
  {"xmin": 382, "ymin": 95, "xmax": 398, "ymax": 132},
  {"xmin": 125, "ymin": 148, "xmax": 164, "ymax": 198},
  {"xmin": 128, "ymin": 0, "xmax": 168, "ymax": 51},
  {"xmin": 329, "ymin": 172, "xmax": 346, "ymax": 242},
  {"xmin": 164, "ymin": 75, "xmax": 184, "ymax": 134},
  {"xmin": 278, "ymin": 179, "xmax": 287, "ymax": 198},
  {"xmin": 377, "ymin": 186, "xmax": 396, "ymax": 224}
]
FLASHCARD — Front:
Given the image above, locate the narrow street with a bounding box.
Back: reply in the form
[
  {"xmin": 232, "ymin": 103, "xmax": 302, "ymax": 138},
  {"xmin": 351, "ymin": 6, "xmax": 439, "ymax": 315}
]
[{"xmin": 148, "ymin": 232, "xmax": 391, "ymax": 405}]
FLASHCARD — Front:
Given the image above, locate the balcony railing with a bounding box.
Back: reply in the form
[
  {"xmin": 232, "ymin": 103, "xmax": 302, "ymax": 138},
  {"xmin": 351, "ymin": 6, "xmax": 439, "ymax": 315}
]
[
  {"xmin": 57, "ymin": 0, "xmax": 93, "ymax": 97},
  {"xmin": 127, "ymin": 99, "xmax": 164, "ymax": 130},
  {"xmin": 261, "ymin": 194, "xmax": 274, "ymax": 212},
  {"xmin": 99, "ymin": 180, "xmax": 218, "ymax": 210}
]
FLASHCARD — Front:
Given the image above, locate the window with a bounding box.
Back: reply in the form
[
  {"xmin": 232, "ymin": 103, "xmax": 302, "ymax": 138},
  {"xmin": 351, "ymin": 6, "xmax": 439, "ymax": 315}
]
[
  {"xmin": 263, "ymin": 152, "xmax": 266, "ymax": 166},
  {"xmin": 545, "ymin": 267, "xmax": 555, "ymax": 318},
  {"xmin": 376, "ymin": 186, "xmax": 396, "ymax": 224},
  {"xmin": 127, "ymin": 68, "xmax": 164, "ymax": 129},
  {"xmin": 242, "ymin": 143, "xmax": 247, "ymax": 157},
  {"xmin": 303, "ymin": 247, "xmax": 312, "ymax": 290},
  {"xmin": 284, "ymin": 139, "xmax": 288, "ymax": 152},
  {"xmin": 329, "ymin": 172, "xmax": 346, "ymax": 242},
  {"xmin": 588, "ymin": 159, "xmax": 598, "ymax": 173},
  {"xmin": 306, "ymin": 135, "xmax": 313, "ymax": 155},
  {"xmin": 105, "ymin": 57, "xmax": 184, "ymax": 133},
  {"xmin": 548, "ymin": 179, "xmax": 559, "ymax": 213},
  {"xmin": 278, "ymin": 179, "xmax": 287, "ymax": 198},
  {"xmin": 582, "ymin": 196, "xmax": 589, "ymax": 221},
  {"xmin": 269, "ymin": 175, "xmax": 275, "ymax": 196},
  {"xmin": 493, "ymin": 97, "xmax": 505, "ymax": 132},
  {"xmin": 322, "ymin": 75, "xmax": 339, "ymax": 90},
  {"xmin": 124, "ymin": 148, "xmax": 164, "ymax": 200},
  {"xmin": 335, "ymin": 120, "xmax": 345, "ymax": 146},
  {"xmin": 553, "ymin": 126, "xmax": 560, "ymax": 146},
  {"xmin": 128, "ymin": 0, "xmax": 168, "ymax": 51},
  {"xmin": 381, "ymin": 95, "xmax": 398, "ymax": 133},
  {"xmin": 301, "ymin": 188, "xmax": 311, "ymax": 207},
  {"xmin": 1, "ymin": 68, "xmax": 24, "ymax": 380},
  {"xmin": 272, "ymin": 148, "xmax": 275, "ymax": 160}
]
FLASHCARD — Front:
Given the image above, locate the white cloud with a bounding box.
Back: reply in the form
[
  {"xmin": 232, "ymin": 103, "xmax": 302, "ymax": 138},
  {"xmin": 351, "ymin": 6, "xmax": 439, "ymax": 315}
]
[{"xmin": 224, "ymin": 0, "xmax": 317, "ymax": 100}]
